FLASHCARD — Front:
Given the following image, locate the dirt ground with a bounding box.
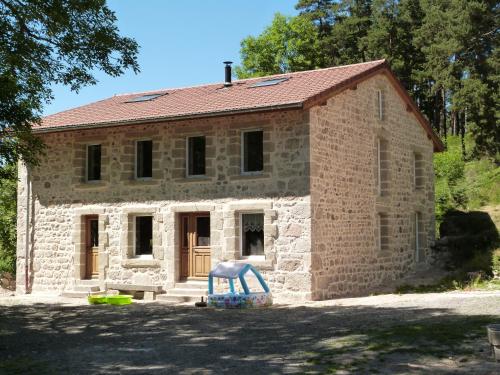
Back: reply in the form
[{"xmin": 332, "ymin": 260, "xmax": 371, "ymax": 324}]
[{"xmin": 1, "ymin": 291, "xmax": 500, "ymax": 374}]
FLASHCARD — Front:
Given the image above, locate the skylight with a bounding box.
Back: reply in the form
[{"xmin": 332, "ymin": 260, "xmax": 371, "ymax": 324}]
[
  {"xmin": 125, "ymin": 93, "xmax": 165, "ymax": 103},
  {"xmin": 249, "ymin": 77, "xmax": 289, "ymax": 88}
]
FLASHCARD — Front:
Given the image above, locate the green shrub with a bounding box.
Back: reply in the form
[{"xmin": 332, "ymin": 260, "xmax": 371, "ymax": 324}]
[{"xmin": 0, "ymin": 164, "xmax": 17, "ymax": 275}]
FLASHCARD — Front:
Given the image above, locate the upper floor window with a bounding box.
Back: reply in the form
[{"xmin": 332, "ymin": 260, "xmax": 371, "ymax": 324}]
[
  {"xmin": 241, "ymin": 130, "xmax": 263, "ymax": 174},
  {"xmin": 136, "ymin": 140, "xmax": 153, "ymax": 179},
  {"xmin": 241, "ymin": 213, "xmax": 264, "ymax": 257},
  {"xmin": 187, "ymin": 136, "xmax": 206, "ymax": 177},
  {"xmin": 135, "ymin": 216, "xmax": 153, "ymax": 257},
  {"xmin": 86, "ymin": 144, "xmax": 101, "ymax": 181},
  {"xmin": 414, "ymin": 152, "xmax": 424, "ymax": 190},
  {"xmin": 377, "ymin": 90, "xmax": 384, "ymax": 120}
]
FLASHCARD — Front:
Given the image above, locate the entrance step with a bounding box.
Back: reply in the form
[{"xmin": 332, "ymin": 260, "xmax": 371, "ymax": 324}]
[
  {"xmin": 77, "ymin": 279, "xmax": 100, "ymax": 286},
  {"xmin": 157, "ymin": 281, "xmax": 208, "ymax": 304},
  {"xmin": 174, "ymin": 281, "xmax": 207, "ymax": 290},
  {"xmin": 74, "ymin": 285, "xmax": 100, "ymax": 292},
  {"xmin": 156, "ymin": 294, "xmax": 205, "ymax": 304},
  {"xmin": 61, "ymin": 290, "xmax": 102, "ymax": 298}
]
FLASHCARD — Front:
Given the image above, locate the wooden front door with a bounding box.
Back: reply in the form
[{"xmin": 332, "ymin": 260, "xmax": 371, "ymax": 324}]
[
  {"xmin": 180, "ymin": 213, "xmax": 211, "ymax": 279},
  {"xmin": 85, "ymin": 215, "xmax": 99, "ymax": 279}
]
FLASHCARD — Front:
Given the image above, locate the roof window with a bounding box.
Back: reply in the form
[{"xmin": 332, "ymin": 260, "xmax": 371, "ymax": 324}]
[
  {"xmin": 249, "ymin": 77, "xmax": 289, "ymax": 88},
  {"xmin": 125, "ymin": 93, "xmax": 166, "ymax": 103}
]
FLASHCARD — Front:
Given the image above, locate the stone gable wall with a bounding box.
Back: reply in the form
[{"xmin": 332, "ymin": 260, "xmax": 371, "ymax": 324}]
[
  {"xmin": 309, "ymin": 73, "xmax": 436, "ymax": 300},
  {"xmin": 16, "ymin": 110, "xmax": 313, "ymax": 301}
]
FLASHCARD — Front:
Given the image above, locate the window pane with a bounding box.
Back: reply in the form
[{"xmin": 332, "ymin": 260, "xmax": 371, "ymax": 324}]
[
  {"xmin": 188, "ymin": 136, "xmax": 206, "ymax": 176},
  {"xmin": 196, "ymin": 216, "xmax": 210, "ymax": 246},
  {"xmin": 243, "ymin": 131, "xmax": 263, "ymax": 172},
  {"xmin": 182, "ymin": 216, "xmax": 189, "ymax": 248},
  {"xmin": 242, "ymin": 214, "xmax": 264, "ymax": 256},
  {"xmin": 136, "ymin": 216, "xmax": 153, "ymax": 255},
  {"xmin": 87, "ymin": 145, "xmax": 101, "ymax": 181},
  {"xmin": 137, "ymin": 140, "xmax": 153, "ymax": 178},
  {"xmin": 90, "ymin": 219, "xmax": 99, "ymax": 247}
]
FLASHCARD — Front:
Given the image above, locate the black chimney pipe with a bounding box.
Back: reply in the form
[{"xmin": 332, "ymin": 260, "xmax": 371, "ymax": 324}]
[{"xmin": 223, "ymin": 61, "xmax": 233, "ymax": 87}]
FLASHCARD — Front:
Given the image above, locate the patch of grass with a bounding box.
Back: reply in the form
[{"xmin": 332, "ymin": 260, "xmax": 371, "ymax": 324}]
[
  {"xmin": 306, "ymin": 316, "xmax": 498, "ymax": 373},
  {"xmin": 395, "ymin": 271, "xmax": 500, "ymax": 294}
]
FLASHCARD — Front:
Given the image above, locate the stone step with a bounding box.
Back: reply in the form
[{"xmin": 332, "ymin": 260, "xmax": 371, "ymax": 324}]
[
  {"xmin": 174, "ymin": 281, "xmax": 207, "ymax": 290},
  {"xmin": 168, "ymin": 288, "xmax": 208, "ymax": 297},
  {"xmin": 74, "ymin": 285, "xmax": 100, "ymax": 292},
  {"xmin": 61, "ymin": 290, "xmax": 102, "ymax": 298},
  {"xmin": 156, "ymin": 294, "xmax": 205, "ymax": 304},
  {"xmin": 76, "ymin": 279, "xmax": 100, "ymax": 286}
]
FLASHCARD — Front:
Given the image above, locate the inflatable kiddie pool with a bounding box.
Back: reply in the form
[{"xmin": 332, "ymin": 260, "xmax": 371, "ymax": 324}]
[{"xmin": 207, "ymin": 262, "xmax": 272, "ymax": 308}]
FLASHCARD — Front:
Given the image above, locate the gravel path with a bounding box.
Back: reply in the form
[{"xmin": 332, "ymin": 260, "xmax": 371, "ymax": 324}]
[{"xmin": 1, "ymin": 291, "xmax": 499, "ymax": 374}]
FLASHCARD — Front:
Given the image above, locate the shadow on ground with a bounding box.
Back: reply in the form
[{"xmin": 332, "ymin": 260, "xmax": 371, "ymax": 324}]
[{"xmin": 0, "ymin": 300, "xmax": 499, "ymax": 374}]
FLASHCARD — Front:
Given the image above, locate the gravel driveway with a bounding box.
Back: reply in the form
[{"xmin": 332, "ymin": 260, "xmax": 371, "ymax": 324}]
[{"xmin": 1, "ymin": 291, "xmax": 499, "ymax": 374}]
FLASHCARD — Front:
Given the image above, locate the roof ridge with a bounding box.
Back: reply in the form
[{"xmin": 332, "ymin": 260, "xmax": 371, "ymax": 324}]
[{"xmin": 114, "ymin": 59, "xmax": 387, "ymax": 97}]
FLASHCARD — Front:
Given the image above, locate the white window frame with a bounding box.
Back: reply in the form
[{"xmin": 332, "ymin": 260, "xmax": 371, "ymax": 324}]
[
  {"xmin": 241, "ymin": 129, "xmax": 264, "ymax": 176},
  {"xmin": 377, "ymin": 90, "xmax": 384, "ymax": 120},
  {"xmin": 239, "ymin": 211, "xmax": 265, "ymax": 260},
  {"xmin": 185, "ymin": 135, "xmax": 206, "ymax": 178},
  {"xmin": 85, "ymin": 143, "xmax": 101, "ymax": 183},
  {"xmin": 134, "ymin": 139, "xmax": 153, "ymax": 180},
  {"xmin": 133, "ymin": 214, "xmax": 154, "ymax": 259}
]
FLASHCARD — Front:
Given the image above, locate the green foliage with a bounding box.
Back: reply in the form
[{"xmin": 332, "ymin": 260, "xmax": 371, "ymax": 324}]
[
  {"xmin": 465, "ymin": 158, "xmax": 500, "ymax": 209},
  {"xmin": 0, "ymin": 163, "xmax": 17, "ymax": 274},
  {"xmin": 238, "ymin": 0, "xmax": 499, "ymax": 159},
  {"xmin": 434, "ymin": 135, "xmax": 500, "ymax": 230},
  {"xmin": 235, "ymin": 13, "xmax": 321, "ymax": 78},
  {"xmin": 0, "ymin": 0, "xmax": 139, "ymax": 170}
]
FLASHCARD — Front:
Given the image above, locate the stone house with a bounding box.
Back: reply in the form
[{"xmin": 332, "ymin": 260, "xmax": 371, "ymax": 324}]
[{"xmin": 16, "ymin": 60, "xmax": 443, "ymax": 302}]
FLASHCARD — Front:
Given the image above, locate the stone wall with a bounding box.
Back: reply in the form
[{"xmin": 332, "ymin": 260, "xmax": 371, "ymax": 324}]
[
  {"xmin": 16, "ymin": 72, "xmax": 437, "ymax": 302},
  {"xmin": 309, "ymin": 73, "xmax": 435, "ymax": 300},
  {"xmin": 16, "ymin": 109, "xmax": 312, "ymax": 301}
]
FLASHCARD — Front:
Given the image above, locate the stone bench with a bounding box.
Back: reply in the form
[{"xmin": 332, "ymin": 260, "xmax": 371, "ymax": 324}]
[{"xmin": 105, "ymin": 283, "xmax": 163, "ymax": 301}]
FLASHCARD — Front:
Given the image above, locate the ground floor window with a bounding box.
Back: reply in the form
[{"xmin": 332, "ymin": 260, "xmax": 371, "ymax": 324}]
[
  {"xmin": 135, "ymin": 216, "xmax": 153, "ymax": 256},
  {"xmin": 241, "ymin": 213, "xmax": 264, "ymax": 256}
]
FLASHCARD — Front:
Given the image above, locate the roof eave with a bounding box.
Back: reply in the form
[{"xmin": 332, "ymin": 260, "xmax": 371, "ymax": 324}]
[
  {"xmin": 33, "ymin": 102, "xmax": 304, "ymax": 134},
  {"xmin": 303, "ymin": 62, "xmax": 444, "ymax": 152}
]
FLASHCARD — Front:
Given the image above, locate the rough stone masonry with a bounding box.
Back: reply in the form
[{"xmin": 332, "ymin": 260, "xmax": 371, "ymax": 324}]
[{"xmin": 16, "ymin": 71, "xmax": 437, "ymax": 302}]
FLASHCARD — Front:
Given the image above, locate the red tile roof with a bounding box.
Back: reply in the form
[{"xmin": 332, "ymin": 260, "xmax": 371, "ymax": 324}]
[{"xmin": 37, "ymin": 59, "xmax": 443, "ymax": 151}]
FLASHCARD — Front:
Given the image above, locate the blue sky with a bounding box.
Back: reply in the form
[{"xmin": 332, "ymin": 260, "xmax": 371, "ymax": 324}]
[{"xmin": 44, "ymin": 0, "xmax": 298, "ymax": 115}]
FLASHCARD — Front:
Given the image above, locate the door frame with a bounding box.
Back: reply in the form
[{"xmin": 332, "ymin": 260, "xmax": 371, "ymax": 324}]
[
  {"xmin": 84, "ymin": 215, "xmax": 99, "ymax": 279},
  {"xmin": 179, "ymin": 212, "xmax": 211, "ymax": 280}
]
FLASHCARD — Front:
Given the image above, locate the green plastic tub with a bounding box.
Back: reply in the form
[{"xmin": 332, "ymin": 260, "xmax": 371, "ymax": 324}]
[
  {"xmin": 88, "ymin": 295, "xmax": 108, "ymax": 305},
  {"xmin": 106, "ymin": 295, "xmax": 133, "ymax": 305}
]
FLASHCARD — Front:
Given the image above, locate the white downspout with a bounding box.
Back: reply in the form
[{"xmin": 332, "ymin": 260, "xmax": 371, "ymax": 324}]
[{"xmin": 24, "ymin": 164, "xmax": 31, "ymax": 294}]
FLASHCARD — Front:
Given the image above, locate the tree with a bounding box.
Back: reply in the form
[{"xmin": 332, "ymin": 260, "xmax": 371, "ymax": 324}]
[
  {"xmin": 237, "ymin": 0, "xmax": 499, "ymax": 160},
  {"xmin": 235, "ymin": 13, "xmax": 322, "ymax": 78},
  {"xmin": 0, "ymin": 0, "xmax": 139, "ymax": 177},
  {"xmin": 0, "ymin": 163, "xmax": 17, "ymax": 274}
]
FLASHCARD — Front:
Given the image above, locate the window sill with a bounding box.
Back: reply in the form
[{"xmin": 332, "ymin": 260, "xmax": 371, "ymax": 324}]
[
  {"xmin": 121, "ymin": 259, "xmax": 161, "ymax": 268},
  {"xmin": 233, "ymin": 258, "xmax": 274, "ymax": 270}
]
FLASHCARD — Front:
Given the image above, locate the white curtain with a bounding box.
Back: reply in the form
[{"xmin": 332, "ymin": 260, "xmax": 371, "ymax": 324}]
[{"xmin": 242, "ymin": 214, "xmax": 264, "ymax": 232}]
